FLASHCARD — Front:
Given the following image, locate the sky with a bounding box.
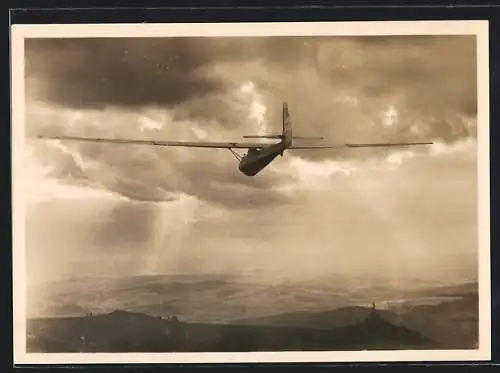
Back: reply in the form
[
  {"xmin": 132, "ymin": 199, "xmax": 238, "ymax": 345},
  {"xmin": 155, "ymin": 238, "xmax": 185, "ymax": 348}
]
[{"xmin": 23, "ymin": 35, "xmax": 479, "ymax": 285}]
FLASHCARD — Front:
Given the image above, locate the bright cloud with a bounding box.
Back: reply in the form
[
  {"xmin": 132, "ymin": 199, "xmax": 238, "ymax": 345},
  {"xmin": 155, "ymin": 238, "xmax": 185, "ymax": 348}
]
[
  {"xmin": 238, "ymin": 80, "xmax": 268, "ymax": 135},
  {"xmin": 382, "ymin": 105, "xmax": 399, "ymax": 127},
  {"xmin": 23, "ymin": 143, "xmax": 127, "ymax": 203},
  {"xmin": 430, "ymin": 137, "xmax": 476, "ymax": 156}
]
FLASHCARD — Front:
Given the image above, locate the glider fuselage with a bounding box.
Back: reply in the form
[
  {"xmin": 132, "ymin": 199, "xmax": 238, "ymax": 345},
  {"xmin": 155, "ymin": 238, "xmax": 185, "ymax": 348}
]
[
  {"xmin": 238, "ymin": 141, "xmax": 287, "ymax": 176},
  {"xmin": 238, "ymin": 102, "xmax": 293, "ymax": 176}
]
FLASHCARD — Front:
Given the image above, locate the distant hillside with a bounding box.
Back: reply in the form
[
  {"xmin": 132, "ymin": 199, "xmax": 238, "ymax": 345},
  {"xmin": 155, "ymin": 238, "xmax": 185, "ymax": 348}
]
[
  {"xmin": 26, "ymin": 308, "xmax": 437, "ymax": 353},
  {"xmin": 413, "ymin": 281, "xmax": 478, "ymax": 297},
  {"xmin": 232, "ymin": 292, "xmax": 478, "ymax": 349},
  {"xmin": 27, "ymin": 274, "xmax": 479, "ymax": 324},
  {"xmin": 401, "ymin": 293, "xmax": 478, "ymax": 349},
  {"xmin": 26, "ymin": 276, "xmax": 478, "ymax": 351}
]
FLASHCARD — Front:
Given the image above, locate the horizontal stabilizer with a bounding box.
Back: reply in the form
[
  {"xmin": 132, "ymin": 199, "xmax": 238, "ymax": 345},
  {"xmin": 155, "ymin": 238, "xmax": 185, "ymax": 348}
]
[
  {"xmin": 243, "ymin": 135, "xmax": 324, "ymax": 140},
  {"xmin": 289, "ymin": 145, "xmax": 344, "ymax": 149},
  {"xmin": 292, "ymin": 136, "xmax": 324, "ymax": 140},
  {"xmin": 243, "ymin": 135, "xmax": 282, "ymax": 139}
]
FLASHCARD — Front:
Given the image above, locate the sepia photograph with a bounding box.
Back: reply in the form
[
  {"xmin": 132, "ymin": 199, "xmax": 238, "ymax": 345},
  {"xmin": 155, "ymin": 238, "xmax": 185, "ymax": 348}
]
[{"xmin": 11, "ymin": 21, "xmax": 490, "ymax": 364}]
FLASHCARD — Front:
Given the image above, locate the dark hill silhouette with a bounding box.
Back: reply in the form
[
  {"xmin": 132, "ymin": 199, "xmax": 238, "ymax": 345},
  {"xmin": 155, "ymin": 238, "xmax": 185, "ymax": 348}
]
[
  {"xmin": 26, "ymin": 308, "xmax": 437, "ymax": 353},
  {"xmin": 232, "ymin": 306, "xmax": 401, "ymax": 330},
  {"xmin": 214, "ymin": 308, "xmax": 437, "ymax": 352},
  {"xmin": 335, "ymin": 310, "xmax": 433, "ymax": 350}
]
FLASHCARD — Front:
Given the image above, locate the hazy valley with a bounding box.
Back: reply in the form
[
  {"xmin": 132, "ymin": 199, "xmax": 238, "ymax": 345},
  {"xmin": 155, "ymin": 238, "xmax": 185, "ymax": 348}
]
[{"xmin": 26, "ymin": 274, "xmax": 479, "ymax": 351}]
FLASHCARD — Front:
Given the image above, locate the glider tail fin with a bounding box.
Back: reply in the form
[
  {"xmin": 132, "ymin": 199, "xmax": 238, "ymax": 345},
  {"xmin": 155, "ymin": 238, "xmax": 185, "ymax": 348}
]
[
  {"xmin": 242, "ymin": 102, "xmax": 292, "ymax": 142},
  {"xmin": 292, "ymin": 136, "xmax": 324, "ymax": 140},
  {"xmin": 282, "ymin": 101, "xmax": 292, "ymax": 145},
  {"xmin": 243, "ymin": 102, "xmax": 319, "ymax": 145}
]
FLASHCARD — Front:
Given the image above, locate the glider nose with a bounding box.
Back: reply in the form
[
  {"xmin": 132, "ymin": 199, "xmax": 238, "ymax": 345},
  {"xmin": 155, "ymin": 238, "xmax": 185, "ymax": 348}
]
[{"xmin": 238, "ymin": 158, "xmax": 246, "ymax": 171}]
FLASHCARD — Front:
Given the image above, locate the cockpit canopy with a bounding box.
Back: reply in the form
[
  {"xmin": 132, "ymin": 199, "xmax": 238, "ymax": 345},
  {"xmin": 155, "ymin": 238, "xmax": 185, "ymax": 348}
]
[{"xmin": 247, "ymin": 148, "xmax": 262, "ymax": 156}]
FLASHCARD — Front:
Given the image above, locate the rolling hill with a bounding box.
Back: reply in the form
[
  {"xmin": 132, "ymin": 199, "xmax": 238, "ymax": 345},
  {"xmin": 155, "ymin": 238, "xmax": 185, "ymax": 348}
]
[
  {"xmin": 26, "ymin": 275, "xmax": 479, "ymax": 351},
  {"xmin": 27, "ymin": 307, "xmax": 438, "ymax": 353}
]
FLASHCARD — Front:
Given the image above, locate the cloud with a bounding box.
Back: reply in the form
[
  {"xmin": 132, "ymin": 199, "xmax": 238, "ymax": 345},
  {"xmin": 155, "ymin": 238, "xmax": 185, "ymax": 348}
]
[
  {"xmin": 430, "ymin": 136, "xmax": 477, "ymax": 156},
  {"xmin": 26, "ymin": 35, "xmax": 476, "ymax": 138},
  {"xmin": 23, "ymin": 141, "xmax": 128, "ymax": 203},
  {"xmin": 25, "ymin": 38, "xmax": 224, "ymax": 109},
  {"xmin": 23, "ymin": 126, "xmax": 478, "ymax": 285},
  {"xmin": 275, "ymin": 135, "xmax": 477, "ymax": 193},
  {"xmin": 26, "ymin": 102, "xmax": 294, "ymax": 208},
  {"xmin": 24, "ymin": 35, "xmax": 478, "ymax": 209},
  {"xmin": 24, "ymin": 37, "xmax": 314, "ymax": 110},
  {"xmin": 22, "ymin": 35, "xmax": 479, "ymax": 290}
]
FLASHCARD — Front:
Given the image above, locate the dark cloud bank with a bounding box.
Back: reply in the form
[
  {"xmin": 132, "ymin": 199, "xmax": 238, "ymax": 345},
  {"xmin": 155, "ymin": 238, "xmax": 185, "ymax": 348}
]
[{"xmin": 26, "ymin": 35, "xmax": 476, "ymax": 131}]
